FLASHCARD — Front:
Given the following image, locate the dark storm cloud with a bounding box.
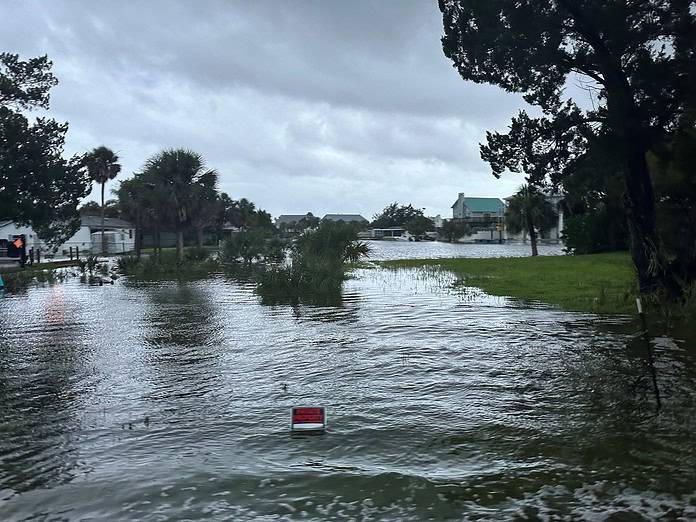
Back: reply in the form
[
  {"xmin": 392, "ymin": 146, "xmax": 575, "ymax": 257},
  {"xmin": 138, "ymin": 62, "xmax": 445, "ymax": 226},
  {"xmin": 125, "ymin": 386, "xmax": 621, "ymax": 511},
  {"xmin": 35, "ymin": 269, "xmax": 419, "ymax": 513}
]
[{"xmin": 2, "ymin": 0, "xmax": 529, "ymax": 216}]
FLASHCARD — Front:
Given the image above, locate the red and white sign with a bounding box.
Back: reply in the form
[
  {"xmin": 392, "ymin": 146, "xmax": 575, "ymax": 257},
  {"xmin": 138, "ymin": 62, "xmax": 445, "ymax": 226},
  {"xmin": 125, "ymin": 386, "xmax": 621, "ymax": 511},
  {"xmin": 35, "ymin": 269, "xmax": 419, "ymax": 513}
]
[{"xmin": 291, "ymin": 406, "xmax": 326, "ymax": 432}]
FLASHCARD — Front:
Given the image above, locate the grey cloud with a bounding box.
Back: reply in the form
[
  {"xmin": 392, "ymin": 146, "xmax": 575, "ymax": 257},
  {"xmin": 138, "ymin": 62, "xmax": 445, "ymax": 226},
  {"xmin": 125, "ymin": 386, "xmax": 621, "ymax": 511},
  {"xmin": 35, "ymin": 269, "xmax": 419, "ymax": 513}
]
[{"xmin": 2, "ymin": 0, "xmax": 529, "ymax": 217}]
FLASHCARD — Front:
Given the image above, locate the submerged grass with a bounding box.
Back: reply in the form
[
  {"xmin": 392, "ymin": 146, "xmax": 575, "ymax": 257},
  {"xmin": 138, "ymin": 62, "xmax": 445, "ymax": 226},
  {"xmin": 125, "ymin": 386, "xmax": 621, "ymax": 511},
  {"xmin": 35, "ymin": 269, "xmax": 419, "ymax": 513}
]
[
  {"xmin": 381, "ymin": 252, "xmax": 639, "ymax": 315},
  {"xmin": 117, "ymin": 251, "xmax": 219, "ymax": 280},
  {"xmin": 1, "ymin": 268, "xmax": 68, "ymax": 292}
]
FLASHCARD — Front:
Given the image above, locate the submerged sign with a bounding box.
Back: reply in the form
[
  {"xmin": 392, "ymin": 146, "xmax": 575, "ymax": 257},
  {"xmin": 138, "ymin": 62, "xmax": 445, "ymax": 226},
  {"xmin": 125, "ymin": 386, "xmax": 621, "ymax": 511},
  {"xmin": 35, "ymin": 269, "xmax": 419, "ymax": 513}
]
[{"xmin": 291, "ymin": 406, "xmax": 326, "ymax": 433}]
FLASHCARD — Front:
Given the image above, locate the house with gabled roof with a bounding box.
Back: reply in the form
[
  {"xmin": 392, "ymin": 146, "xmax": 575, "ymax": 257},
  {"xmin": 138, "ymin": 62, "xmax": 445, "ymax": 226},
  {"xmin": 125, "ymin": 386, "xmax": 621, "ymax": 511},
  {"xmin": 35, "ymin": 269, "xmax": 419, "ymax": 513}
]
[
  {"xmin": 451, "ymin": 193, "xmax": 506, "ymax": 220},
  {"xmin": 450, "ymin": 193, "xmax": 506, "ymax": 243},
  {"xmin": 322, "ymin": 214, "xmax": 369, "ymax": 225}
]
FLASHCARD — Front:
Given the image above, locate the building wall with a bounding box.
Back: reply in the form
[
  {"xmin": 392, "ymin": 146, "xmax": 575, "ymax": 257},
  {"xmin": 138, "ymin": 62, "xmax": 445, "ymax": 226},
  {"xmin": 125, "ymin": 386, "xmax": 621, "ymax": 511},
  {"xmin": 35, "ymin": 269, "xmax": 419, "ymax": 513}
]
[
  {"xmin": 0, "ymin": 223, "xmax": 41, "ymax": 250},
  {"xmin": 0, "ymin": 222, "xmax": 135, "ymax": 256},
  {"xmin": 90, "ymin": 229, "xmax": 135, "ymax": 254}
]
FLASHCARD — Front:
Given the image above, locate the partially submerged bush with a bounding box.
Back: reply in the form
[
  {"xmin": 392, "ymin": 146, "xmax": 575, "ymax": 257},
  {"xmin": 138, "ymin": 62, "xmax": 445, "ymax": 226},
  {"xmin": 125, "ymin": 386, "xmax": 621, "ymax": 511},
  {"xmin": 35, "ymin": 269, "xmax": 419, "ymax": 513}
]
[
  {"xmin": 257, "ymin": 221, "xmax": 369, "ymax": 301},
  {"xmin": 1, "ymin": 268, "xmax": 65, "ymax": 293},
  {"xmin": 117, "ymin": 251, "xmax": 218, "ymax": 279},
  {"xmin": 185, "ymin": 247, "xmax": 210, "ymax": 262},
  {"xmin": 221, "ymin": 230, "xmax": 287, "ymax": 266}
]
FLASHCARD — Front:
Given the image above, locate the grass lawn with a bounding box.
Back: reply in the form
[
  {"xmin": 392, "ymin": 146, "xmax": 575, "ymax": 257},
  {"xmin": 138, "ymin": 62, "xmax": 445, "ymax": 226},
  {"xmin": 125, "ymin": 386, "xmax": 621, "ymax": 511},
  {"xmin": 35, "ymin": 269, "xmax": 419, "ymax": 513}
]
[{"xmin": 381, "ymin": 252, "xmax": 638, "ymax": 315}]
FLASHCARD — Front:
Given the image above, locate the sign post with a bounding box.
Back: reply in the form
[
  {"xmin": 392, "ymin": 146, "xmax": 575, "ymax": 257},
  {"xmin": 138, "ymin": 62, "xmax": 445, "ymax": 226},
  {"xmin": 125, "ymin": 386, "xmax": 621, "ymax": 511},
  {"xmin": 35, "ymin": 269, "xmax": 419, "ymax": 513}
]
[{"xmin": 291, "ymin": 406, "xmax": 326, "ymax": 433}]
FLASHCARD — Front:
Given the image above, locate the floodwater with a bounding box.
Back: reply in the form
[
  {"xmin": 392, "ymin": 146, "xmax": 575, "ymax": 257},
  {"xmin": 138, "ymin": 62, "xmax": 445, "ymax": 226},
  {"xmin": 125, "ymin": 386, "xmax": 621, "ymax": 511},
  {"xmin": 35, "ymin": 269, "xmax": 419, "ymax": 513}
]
[
  {"xmin": 364, "ymin": 240, "xmax": 563, "ymax": 261},
  {"xmin": 1, "ymin": 245, "xmax": 695, "ymax": 520}
]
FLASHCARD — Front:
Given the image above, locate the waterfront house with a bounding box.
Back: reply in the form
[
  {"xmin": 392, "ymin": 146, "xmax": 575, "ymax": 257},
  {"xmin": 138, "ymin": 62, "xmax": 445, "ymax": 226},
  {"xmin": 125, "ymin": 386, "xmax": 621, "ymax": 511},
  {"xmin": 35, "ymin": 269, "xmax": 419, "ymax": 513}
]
[
  {"xmin": 451, "ymin": 193, "xmax": 506, "ymax": 242},
  {"xmin": 0, "ymin": 215, "xmax": 135, "ymax": 257},
  {"xmin": 451, "ymin": 193, "xmax": 506, "ymax": 220}
]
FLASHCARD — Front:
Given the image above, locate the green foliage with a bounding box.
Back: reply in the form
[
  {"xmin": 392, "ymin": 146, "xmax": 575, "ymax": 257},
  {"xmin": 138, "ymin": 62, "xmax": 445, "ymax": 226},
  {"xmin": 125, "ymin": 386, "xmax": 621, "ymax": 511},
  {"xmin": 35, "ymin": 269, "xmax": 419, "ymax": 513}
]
[
  {"xmin": 80, "ymin": 199, "xmax": 120, "ymax": 217},
  {"xmin": 116, "ymin": 255, "xmax": 141, "ymax": 274},
  {"xmin": 372, "ymin": 203, "xmax": 424, "ymax": 229},
  {"xmin": 563, "ymin": 210, "xmax": 629, "ymax": 255},
  {"xmin": 222, "ymin": 229, "xmax": 272, "ymax": 266},
  {"xmin": 506, "ymin": 186, "xmax": 557, "ymax": 235},
  {"xmin": 134, "ymin": 149, "xmax": 219, "ymax": 260},
  {"xmin": 649, "ymin": 128, "xmax": 696, "ymax": 283},
  {"xmin": 0, "ymin": 53, "xmax": 91, "ymax": 248},
  {"xmin": 117, "ymin": 251, "xmax": 219, "ymax": 279},
  {"xmin": 86, "ymin": 255, "xmax": 99, "ymax": 275},
  {"xmin": 0, "ymin": 268, "xmax": 66, "ymax": 293},
  {"xmin": 257, "ymin": 220, "xmax": 370, "ymax": 301},
  {"xmin": 439, "ymin": 219, "xmax": 470, "ymax": 242},
  {"xmin": 185, "ymin": 247, "xmax": 210, "ymax": 262},
  {"xmin": 405, "ymin": 215, "xmax": 435, "ymax": 238},
  {"xmin": 0, "ymin": 52, "xmax": 57, "ymax": 110},
  {"xmin": 265, "ymin": 236, "xmax": 288, "ymax": 264},
  {"xmin": 82, "ymin": 146, "xmax": 121, "ymax": 185},
  {"xmin": 221, "ymin": 195, "xmax": 276, "ymax": 232}
]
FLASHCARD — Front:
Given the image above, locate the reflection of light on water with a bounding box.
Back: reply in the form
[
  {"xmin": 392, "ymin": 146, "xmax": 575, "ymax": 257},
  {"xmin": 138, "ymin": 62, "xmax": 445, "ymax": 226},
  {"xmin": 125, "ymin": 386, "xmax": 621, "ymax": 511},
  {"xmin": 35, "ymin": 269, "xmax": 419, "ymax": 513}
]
[{"xmin": 46, "ymin": 285, "xmax": 65, "ymax": 325}]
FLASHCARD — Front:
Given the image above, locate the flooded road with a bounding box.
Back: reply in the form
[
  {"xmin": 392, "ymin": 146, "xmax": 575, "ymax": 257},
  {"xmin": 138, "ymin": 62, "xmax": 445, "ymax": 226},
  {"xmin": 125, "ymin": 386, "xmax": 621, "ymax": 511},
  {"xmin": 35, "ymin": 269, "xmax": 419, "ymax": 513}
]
[{"xmin": 1, "ymin": 254, "xmax": 695, "ymax": 520}]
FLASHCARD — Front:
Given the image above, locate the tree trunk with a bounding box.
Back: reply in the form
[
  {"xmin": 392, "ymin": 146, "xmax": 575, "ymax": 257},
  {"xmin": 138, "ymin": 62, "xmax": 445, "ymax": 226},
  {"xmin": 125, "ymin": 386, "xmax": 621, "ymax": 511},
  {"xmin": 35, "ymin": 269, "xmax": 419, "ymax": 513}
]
[
  {"xmin": 196, "ymin": 226, "xmax": 204, "ymax": 248},
  {"xmin": 607, "ymin": 86, "xmax": 680, "ymax": 296},
  {"xmin": 154, "ymin": 223, "xmax": 161, "ymax": 254},
  {"xmin": 176, "ymin": 229, "xmax": 184, "ymax": 262},
  {"xmin": 100, "ymin": 182, "xmax": 106, "ymax": 256},
  {"xmin": 527, "ymin": 216, "xmax": 539, "ymax": 256}
]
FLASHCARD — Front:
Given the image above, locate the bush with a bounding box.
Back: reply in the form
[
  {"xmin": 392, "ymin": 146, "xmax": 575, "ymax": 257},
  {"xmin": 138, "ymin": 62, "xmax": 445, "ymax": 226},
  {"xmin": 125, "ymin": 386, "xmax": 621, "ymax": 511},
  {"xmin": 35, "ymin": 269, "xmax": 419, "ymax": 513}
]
[
  {"xmin": 185, "ymin": 247, "xmax": 210, "ymax": 262},
  {"xmin": 221, "ymin": 230, "xmax": 286, "ymax": 266},
  {"xmin": 117, "ymin": 251, "xmax": 218, "ymax": 279},
  {"xmin": 257, "ymin": 221, "xmax": 369, "ymax": 301}
]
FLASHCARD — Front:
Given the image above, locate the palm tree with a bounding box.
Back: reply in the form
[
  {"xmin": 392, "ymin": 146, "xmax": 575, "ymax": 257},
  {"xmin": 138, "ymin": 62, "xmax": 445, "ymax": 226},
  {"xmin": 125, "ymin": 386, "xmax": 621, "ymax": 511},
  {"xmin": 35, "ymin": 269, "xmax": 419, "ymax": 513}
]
[
  {"xmin": 115, "ymin": 177, "xmax": 148, "ymax": 258},
  {"xmin": 83, "ymin": 146, "xmax": 121, "ymax": 255},
  {"xmin": 142, "ymin": 149, "xmax": 218, "ymax": 261},
  {"xmin": 506, "ymin": 185, "xmax": 558, "ymax": 256},
  {"xmin": 190, "ymin": 184, "xmax": 222, "ymax": 247}
]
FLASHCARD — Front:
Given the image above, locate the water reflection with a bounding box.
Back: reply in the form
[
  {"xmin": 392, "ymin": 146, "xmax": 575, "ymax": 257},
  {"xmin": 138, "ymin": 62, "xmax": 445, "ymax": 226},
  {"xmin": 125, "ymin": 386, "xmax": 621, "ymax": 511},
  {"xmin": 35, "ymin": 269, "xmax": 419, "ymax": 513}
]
[{"xmin": 0, "ymin": 285, "xmax": 89, "ymax": 496}]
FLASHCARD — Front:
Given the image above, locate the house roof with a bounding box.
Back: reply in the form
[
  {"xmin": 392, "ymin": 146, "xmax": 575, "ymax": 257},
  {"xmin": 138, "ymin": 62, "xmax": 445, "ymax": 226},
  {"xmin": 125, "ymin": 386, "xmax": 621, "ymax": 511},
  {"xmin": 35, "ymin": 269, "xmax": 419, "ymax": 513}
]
[
  {"xmin": 81, "ymin": 215, "xmax": 134, "ymax": 229},
  {"xmin": 452, "ymin": 197, "xmax": 505, "ymax": 213},
  {"xmin": 276, "ymin": 214, "xmax": 313, "ymax": 225},
  {"xmin": 322, "ymin": 214, "xmax": 368, "ymax": 222}
]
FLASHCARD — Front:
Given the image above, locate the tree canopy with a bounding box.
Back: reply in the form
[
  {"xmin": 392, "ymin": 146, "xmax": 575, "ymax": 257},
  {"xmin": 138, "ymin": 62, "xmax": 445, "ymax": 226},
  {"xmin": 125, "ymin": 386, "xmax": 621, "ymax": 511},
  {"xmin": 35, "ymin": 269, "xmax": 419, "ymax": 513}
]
[
  {"xmin": 372, "ymin": 203, "xmax": 425, "ymax": 229},
  {"xmin": 0, "ymin": 53, "xmax": 90, "ymax": 247},
  {"xmin": 506, "ymin": 185, "xmax": 559, "ymax": 256},
  {"xmin": 440, "ymin": 0, "xmax": 696, "ymax": 294}
]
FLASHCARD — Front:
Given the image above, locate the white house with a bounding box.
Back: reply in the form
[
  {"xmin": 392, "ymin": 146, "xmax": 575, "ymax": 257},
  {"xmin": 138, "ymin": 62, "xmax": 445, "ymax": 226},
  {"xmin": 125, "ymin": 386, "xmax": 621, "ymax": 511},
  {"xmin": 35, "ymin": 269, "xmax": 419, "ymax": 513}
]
[{"xmin": 0, "ymin": 215, "xmax": 135, "ymax": 257}]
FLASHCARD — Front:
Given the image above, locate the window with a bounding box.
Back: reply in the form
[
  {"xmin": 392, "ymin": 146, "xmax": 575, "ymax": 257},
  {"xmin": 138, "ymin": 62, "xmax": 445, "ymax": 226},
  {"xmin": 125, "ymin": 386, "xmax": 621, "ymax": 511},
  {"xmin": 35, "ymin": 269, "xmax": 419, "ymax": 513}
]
[{"xmin": 129, "ymin": 230, "xmax": 133, "ymax": 239}]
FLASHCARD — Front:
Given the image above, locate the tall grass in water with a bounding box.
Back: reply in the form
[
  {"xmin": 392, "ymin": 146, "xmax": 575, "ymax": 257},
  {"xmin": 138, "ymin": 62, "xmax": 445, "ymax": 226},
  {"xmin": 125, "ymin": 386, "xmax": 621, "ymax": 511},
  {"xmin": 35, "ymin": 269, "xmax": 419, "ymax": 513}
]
[
  {"xmin": 257, "ymin": 221, "xmax": 369, "ymax": 302},
  {"xmin": 1, "ymin": 269, "xmax": 65, "ymax": 292},
  {"xmin": 117, "ymin": 250, "xmax": 218, "ymax": 279}
]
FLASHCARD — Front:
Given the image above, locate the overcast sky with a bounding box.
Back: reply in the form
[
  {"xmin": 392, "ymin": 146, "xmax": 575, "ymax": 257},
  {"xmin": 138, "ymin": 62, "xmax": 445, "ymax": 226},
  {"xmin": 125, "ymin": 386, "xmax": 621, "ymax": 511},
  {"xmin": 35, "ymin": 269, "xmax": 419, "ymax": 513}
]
[{"xmin": 3, "ymin": 0, "xmax": 533, "ymax": 219}]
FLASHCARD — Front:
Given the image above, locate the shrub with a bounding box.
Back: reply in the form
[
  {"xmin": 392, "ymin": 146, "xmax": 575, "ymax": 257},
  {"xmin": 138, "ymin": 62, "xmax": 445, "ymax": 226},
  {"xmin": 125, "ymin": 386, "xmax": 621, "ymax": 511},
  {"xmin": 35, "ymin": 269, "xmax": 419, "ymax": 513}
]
[
  {"xmin": 117, "ymin": 251, "xmax": 218, "ymax": 279},
  {"xmin": 185, "ymin": 247, "xmax": 210, "ymax": 262},
  {"xmin": 221, "ymin": 229, "xmax": 284, "ymax": 266},
  {"xmin": 257, "ymin": 221, "xmax": 369, "ymax": 301}
]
